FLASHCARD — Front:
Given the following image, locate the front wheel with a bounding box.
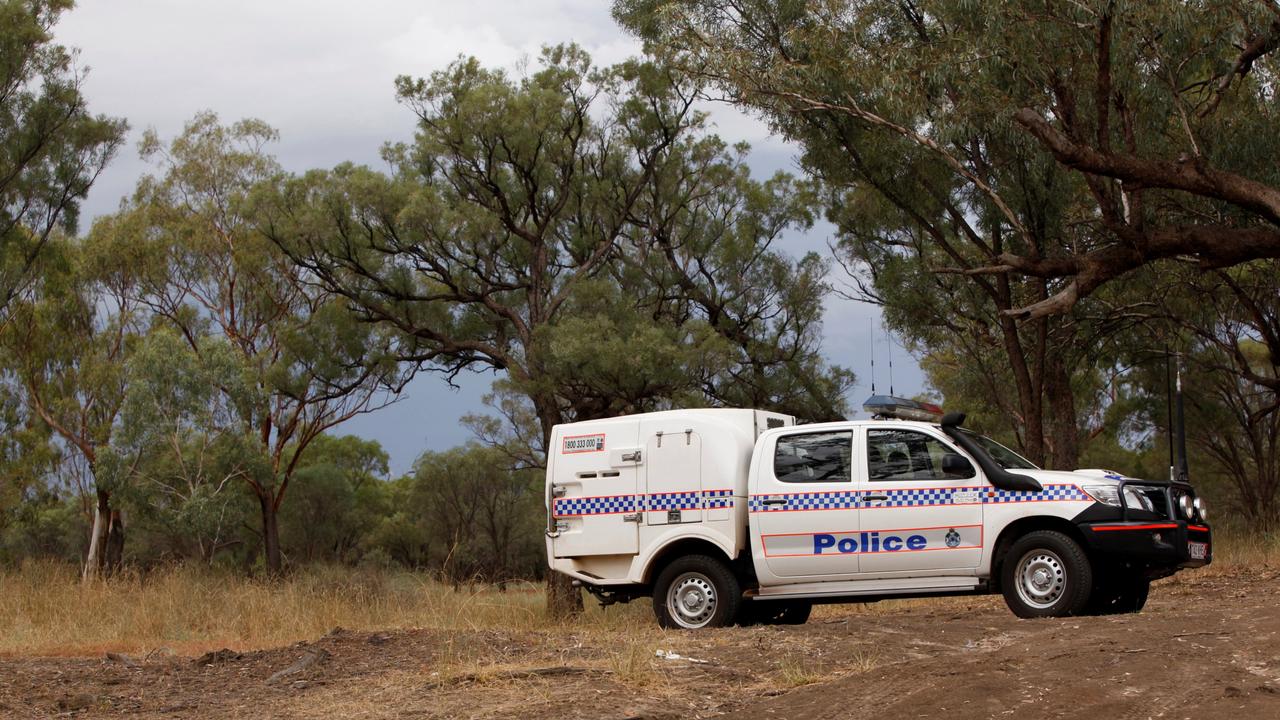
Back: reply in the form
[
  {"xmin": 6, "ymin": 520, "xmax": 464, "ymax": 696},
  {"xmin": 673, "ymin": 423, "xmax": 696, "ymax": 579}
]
[
  {"xmin": 652, "ymin": 555, "xmax": 741, "ymax": 630},
  {"xmin": 1000, "ymin": 530, "xmax": 1093, "ymax": 618}
]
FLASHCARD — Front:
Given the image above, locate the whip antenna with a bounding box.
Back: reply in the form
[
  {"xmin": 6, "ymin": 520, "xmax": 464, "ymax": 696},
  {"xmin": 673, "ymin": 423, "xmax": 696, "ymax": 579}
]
[{"xmin": 869, "ymin": 318, "xmax": 876, "ymax": 395}]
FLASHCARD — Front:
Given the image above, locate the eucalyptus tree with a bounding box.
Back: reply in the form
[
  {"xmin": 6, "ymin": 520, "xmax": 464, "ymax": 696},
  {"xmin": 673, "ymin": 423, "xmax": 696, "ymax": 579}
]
[
  {"xmin": 622, "ymin": 135, "xmax": 853, "ymax": 421},
  {"xmin": 0, "ymin": 229, "xmax": 146, "ymax": 578},
  {"xmin": 103, "ymin": 113, "xmax": 411, "ymax": 574},
  {"xmin": 616, "ymin": 0, "xmax": 1280, "ymax": 319},
  {"xmin": 617, "ymin": 0, "xmax": 1095, "ymax": 465},
  {"xmin": 111, "ymin": 328, "xmax": 261, "ymax": 564},
  {"xmin": 1158, "ymin": 262, "xmax": 1280, "ymax": 529},
  {"xmin": 265, "ymin": 48, "xmax": 708, "ymax": 446},
  {"xmin": 0, "ymin": 0, "xmax": 126, "ymax": 319},
  {"xmin": 264, "ymin": 46, "xmax": 851, "ymax": 611}
]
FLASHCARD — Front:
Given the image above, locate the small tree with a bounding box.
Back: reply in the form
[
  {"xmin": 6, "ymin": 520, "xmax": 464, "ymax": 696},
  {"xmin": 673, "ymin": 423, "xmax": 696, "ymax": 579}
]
[
  {"xmin": 111, "ymin": 328, "xmax": 260, "ymax": 565},
  {"xmin": 100, "ymin": 113, "xmax": 411, "ymax": 574},
  {"xmin": 0, "ymin": 231, "xmax": 145, "ymax": 578}
]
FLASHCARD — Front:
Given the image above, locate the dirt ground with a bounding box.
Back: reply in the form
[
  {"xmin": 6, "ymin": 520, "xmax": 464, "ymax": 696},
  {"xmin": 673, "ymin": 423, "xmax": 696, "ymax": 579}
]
[{"xmin": 2, "ymin": 567, "xmax": 1277, "ymax": 720}]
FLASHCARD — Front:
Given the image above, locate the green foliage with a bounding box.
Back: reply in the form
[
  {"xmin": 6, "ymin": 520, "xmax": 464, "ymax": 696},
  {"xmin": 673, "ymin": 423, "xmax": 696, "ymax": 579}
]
[
  {"xmin": 265, "ymin": 45, "xmax": 852, "ymax": 466},
  {"xmin": 404, "ymin": 444, "xmax": 544, "ymax": 582},
  {"xmin": 614, "ymin": 0, "xmax": 1280, "ymax": 469},
  {"xmin": 279, "ymin": 434, "xmax": 392, "ymax": 565},
  {"xmin": 0, "ymin": 0, "xmax": 127, "ymax": 317},
  {"xmin": 89, "ymin": 112, "xmax": 413, "ymax": 572}
]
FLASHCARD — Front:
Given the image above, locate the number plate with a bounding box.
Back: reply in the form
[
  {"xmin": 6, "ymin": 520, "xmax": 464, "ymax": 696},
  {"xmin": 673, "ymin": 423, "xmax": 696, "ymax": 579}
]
[{"xmin": 1189, "ymin": 542, "xmax": 1208, "ymax": 560}]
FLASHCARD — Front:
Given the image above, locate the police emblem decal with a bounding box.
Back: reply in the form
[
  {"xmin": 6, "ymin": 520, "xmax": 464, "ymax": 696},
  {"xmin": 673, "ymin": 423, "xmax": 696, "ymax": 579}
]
[{"xmin": 945, "ymin": 528, "xmax": 961, "ymax": 548}]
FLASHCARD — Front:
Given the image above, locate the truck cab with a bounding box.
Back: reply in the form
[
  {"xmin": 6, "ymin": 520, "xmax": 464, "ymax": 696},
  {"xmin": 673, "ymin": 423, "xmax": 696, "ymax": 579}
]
[{"xmin": 546, "ymin": 405, "xmax": 1211, "ymax": 629}]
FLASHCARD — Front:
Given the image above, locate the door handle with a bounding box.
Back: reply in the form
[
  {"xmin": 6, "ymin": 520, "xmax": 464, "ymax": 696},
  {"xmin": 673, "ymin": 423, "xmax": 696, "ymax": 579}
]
[
  {"xmin": 622, "ymin": 513, "xmax": 641, "ymax": 523},
  {"xmin": 863, "ymin": 495, "xmax": 889, "ymax": 503},
  {"xmin": 762, "ymin": 498, "xmax": 788, "ymax": 506},
  {"xmin": 621, "ymin": 451, "xmax": 642, "ymax": 463}
]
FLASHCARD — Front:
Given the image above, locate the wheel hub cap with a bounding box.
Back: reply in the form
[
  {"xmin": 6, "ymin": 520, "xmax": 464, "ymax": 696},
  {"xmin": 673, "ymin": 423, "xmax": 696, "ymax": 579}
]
[
  {"xmin": 1016, "ymin": 550, "xmax": 1066, "ymax": 609},
  {"xmin": 667, "ymin": 573, "xmax": 717, "ymax": 628}
]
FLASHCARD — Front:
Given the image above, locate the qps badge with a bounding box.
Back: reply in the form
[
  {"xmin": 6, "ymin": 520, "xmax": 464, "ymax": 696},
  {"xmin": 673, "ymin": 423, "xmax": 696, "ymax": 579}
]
[{"xmin": 945, "ymin": 528, "xmax": 962, "ymax": 548}]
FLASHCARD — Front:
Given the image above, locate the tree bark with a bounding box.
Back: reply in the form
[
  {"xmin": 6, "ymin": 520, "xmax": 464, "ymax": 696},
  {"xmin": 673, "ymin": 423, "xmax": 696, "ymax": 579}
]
[
  {"xmin": 102, "ymin": 509, "xmax": 126, "ymax": 576},
  {"xmin": 259, "ymin": 493, "xmax": 284, "ymax": 576},
  {"xmin": 82, "ymin": 490, "xmax": 110, "ymax": 583},
  {"xmin": 1045, "ymin": 353, "xmax": 1080, "ymax": 470},
  {"xmin": 546, "ymin": 572, "xmax": 582, "ymax": 618},
  {"xmin": 536, "ymin": 393, "xmax": 583, "ymax": 618}
]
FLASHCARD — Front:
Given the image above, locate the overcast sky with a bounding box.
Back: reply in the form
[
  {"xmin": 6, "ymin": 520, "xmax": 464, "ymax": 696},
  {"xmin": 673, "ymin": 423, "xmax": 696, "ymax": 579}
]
[{"xmin": 56, "ymin": 0, "xmax": 925, "ymax": 474}]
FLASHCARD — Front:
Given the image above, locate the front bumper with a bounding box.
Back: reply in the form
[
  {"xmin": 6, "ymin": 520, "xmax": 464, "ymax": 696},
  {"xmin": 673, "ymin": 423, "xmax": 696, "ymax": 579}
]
[{"xmin": 1077, "ymin": 519, "xmax": 1212, "ymax": 571}]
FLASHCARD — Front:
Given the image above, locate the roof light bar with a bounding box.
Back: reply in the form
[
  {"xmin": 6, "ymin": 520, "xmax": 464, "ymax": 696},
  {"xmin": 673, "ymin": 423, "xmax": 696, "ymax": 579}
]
[{"xmin": 862, "ymin": 394, "xmax": 944, "ymax": 423}]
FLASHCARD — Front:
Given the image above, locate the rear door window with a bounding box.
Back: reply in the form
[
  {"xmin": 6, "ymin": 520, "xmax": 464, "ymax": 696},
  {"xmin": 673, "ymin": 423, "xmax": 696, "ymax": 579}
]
[{"xmin": 773, "ymin": 431, "xmax": 853, "ymax": 483}]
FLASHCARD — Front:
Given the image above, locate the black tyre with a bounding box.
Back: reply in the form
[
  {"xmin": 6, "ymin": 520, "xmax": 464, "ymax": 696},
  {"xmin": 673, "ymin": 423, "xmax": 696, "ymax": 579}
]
[
  {"xmin": 652, "ymin": 555, "xmax": 741, "ymax": 630},
  {"xmin": 1084, "ymin": 576, "xmax": 1150, "ymax": 615},
  {"xmin": 1000, "ymin": 530, "xmax": 1093, "ymax": 618}
]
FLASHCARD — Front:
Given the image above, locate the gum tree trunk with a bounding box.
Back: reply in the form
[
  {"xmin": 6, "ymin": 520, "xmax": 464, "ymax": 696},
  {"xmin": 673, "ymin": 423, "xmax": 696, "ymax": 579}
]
[
  {"xmin": 259, "ymin": 493, "xmax": 284, "ymax": 576},
  {"xmin": 82, "ymin": 490, "xmax": 109, "ymax": 582}
]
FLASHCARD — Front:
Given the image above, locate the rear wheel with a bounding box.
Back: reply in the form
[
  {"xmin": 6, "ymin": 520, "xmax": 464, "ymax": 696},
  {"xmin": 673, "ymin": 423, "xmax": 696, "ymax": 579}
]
[
  {"xmin": 1000, "ymin": 530, "xmax": 1093, "ymax": 618},
  {"xmin": 652, "ymin": 555, "xmax": 741, "ymax": 630}
]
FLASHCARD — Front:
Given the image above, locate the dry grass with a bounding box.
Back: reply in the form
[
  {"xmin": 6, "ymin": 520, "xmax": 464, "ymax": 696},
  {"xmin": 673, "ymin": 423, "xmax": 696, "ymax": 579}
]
[
  {"xmin": 0, "ymin": 562, "xmax": 650, "ymax": 657},
  {"xmin": 1, "ymin": 528, "xmax": 1273, "ymax": 658}
]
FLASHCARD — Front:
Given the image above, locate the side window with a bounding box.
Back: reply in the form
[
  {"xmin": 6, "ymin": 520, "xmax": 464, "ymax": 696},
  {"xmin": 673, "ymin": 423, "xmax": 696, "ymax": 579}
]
[
  {"xmin": 773, "ymin": 431, "xmax": 852, "ymax": 483},
  {"xmin": 867, "ymin": 429, "xmax": 974, "ymax": 481}
]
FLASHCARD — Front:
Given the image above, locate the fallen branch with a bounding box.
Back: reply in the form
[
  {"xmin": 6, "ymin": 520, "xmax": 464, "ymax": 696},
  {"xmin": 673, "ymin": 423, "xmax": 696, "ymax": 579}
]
[
  {"xmin": 421, "ymin": 666, "xmax": 610, "ymax": 691},
  {"xmin": 267, "ymin": 648, "xmax": 330, "ymax": 684},
  {"xmin": 104, "ymin": 652, "xmax": 138, "ymax": 669}
]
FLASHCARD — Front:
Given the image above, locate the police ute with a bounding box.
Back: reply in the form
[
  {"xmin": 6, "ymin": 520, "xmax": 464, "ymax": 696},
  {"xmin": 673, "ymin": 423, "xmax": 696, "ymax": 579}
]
[{"xmin": 544, "ymin": 398, "xmax": 1212, "ymax": 628}]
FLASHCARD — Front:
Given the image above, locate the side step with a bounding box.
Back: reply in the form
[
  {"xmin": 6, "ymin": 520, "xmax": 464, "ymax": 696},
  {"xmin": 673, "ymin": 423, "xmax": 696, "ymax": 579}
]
[{"xmin": 750, "ymin": 576, "xmax": 982, "ymax": 601}]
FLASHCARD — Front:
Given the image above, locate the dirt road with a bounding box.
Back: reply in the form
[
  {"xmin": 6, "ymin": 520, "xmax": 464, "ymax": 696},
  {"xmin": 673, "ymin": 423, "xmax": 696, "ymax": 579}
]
[{"xmin": 2, "ymin": 567, "xmax": 1276, "ymax": 719}]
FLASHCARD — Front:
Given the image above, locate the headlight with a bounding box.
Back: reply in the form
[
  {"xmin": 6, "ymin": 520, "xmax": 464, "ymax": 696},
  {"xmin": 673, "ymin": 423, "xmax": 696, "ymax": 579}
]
[
  {"xmin": 1193, "ymin": 497, "xmax": 1206, "ymax": 522},
  {"xmin": 1178, "ymin": 494, "xmax": 1194, "ymax": 518},
  {"xmin": 1082, "ymin": 485, "xmax": 1154, "ymax": 512}
]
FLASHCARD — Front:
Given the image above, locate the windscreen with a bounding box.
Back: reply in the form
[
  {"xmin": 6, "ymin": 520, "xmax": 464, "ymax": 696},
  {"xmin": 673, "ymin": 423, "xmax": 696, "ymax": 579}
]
[{"xmin": 959, "ymin": 430, "xmax": 1039, "ymax": 470}]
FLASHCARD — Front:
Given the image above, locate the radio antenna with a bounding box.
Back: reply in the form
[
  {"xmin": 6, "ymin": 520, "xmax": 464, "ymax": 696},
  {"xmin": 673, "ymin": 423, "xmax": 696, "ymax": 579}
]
[
  {"xmin": 887, "ymin": 326, "xmax": 895, "ymax": 396},
  {"xmin": 1165, "ymin": 346, "xmax": 1175, "ymax": 481},
  {"xmin": 869, "ymin": 318, "xmax": 876, "ymax": 394},
  {"xmin": 1173, "ymin": 352, "xmax": 1189, "ymax": 483}
]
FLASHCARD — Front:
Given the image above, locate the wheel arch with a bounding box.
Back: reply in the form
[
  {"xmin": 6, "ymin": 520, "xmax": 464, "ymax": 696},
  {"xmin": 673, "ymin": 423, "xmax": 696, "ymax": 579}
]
[
  {"xmin": 641, "ymin": 535, "xmax": 737, "ymax": 585},
  {"xmin": 989, "ymin": 515, "xmax": 1089, "ymax": 592}
]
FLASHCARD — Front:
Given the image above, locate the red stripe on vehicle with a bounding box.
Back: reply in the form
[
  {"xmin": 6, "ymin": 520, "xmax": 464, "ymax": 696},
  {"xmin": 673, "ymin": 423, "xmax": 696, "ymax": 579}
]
[{"xmin": 1089, "ymin": 523, "xmax": 1179, "ymax": 532}]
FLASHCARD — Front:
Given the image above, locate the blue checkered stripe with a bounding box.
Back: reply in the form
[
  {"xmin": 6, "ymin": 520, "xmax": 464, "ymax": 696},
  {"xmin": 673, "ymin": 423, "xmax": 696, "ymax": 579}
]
[
  {"xmin": 985, "ymin": 485, "xmax": 1089, "ymax": 503},
  {"xmin": 703, "ymin": 489, "xmax": 734, "ymax": 510},
  {"xmin": 876, "ymin": 487, "xmax": 961, "ymax": 507},
  {"xmin": 748, "ymin": 491, "xmax": 860, "ymax": 512},
  {"xmin": 556, "ymin": 490, "xmax": 737, "ymax": 517},
  {"xmin": 748, "ymin": 484, "xmax": 1089, "ymax": 513},
  {"xmin": 553, "ymin": 495, "xmax": 637, "ymax": 517},
  {"xmin": 645, "ymin": 492, "xmax": 703, "ymax": 512}
]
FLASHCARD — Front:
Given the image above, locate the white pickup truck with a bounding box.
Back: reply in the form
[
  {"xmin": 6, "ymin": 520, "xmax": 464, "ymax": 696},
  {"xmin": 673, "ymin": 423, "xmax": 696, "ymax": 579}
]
[{"xmin": 544, "ymin": 404, "xmax": 1211, "ymax": 628}]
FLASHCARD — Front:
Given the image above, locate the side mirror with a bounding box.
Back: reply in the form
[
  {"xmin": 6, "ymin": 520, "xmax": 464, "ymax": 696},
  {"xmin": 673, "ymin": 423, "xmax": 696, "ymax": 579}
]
[{"xmin": 941, "ymin": 453, "xmax": 974, "ymax": 478}]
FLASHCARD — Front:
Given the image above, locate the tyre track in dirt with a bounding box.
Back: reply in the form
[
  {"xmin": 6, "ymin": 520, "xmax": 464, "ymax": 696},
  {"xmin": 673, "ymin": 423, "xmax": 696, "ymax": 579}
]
[{"xmin": 722, "ymin": 570, "xmax": 1280, "ymax": 720}]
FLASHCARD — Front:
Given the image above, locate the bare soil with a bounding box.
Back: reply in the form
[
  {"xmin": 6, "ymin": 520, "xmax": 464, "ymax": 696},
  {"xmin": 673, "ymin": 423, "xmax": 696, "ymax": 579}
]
[{"xmin": 2, "ymin": 568, "xmax": 1277, "ymax": 719}]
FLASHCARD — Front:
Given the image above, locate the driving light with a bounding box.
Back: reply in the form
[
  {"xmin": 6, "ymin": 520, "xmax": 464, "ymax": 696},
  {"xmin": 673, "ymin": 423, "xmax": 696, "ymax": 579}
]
[
  {"xmin": 1193, "ymin": 497, "xmax": 1206, "ymax": 522},
  {"xmin": 1178, "ymin": 494, "xmax": 1194, "ymax": 519}
]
